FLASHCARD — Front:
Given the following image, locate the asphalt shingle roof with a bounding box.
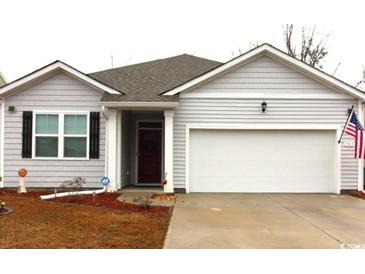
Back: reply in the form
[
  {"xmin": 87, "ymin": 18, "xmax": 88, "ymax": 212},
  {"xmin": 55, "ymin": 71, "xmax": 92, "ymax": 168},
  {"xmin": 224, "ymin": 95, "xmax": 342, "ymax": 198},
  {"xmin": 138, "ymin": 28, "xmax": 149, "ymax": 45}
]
[{"xmin": 88, "ymin": 54, "xmax": 221, "ymax": 102}]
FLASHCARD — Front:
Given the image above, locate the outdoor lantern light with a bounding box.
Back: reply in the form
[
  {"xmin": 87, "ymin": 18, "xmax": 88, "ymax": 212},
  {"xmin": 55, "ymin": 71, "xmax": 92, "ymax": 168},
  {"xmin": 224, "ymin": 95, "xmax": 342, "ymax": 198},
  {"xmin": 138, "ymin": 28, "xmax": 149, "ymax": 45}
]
[
  {"xmin": 261, "ymin": 101, "xmax": 267, "ymax": 112},
  {"xmin": 8, "ymin": 106, "xmax": 15, "ymax": 113}
]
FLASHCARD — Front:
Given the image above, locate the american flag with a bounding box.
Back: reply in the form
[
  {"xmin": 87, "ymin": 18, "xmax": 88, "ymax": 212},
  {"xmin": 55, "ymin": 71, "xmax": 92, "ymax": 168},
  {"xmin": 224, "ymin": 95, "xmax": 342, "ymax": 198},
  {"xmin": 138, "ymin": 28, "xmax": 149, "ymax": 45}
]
[{"xmin": 344, "ymin": 111, "xmax": 365, "ymax": 158}]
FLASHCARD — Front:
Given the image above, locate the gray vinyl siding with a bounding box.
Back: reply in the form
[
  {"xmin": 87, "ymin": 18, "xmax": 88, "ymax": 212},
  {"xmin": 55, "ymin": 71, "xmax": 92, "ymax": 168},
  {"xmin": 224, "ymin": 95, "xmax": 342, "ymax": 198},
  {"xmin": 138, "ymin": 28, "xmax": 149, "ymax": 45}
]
[
  {"xmin": 3, "ymin": 72, "xmax": 106, "ymax": 188},
  {"xmin": 173, "ymin": 55, "xmax": 359, "ymax": 190}
]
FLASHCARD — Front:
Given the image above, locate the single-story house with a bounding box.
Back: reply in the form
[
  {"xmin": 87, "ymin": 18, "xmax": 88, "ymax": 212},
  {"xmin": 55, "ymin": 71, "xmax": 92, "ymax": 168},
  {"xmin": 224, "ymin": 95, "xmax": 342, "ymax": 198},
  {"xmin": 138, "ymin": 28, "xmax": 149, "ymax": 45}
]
[{"xmin": 0, "ymin": 44, "xmax": 364, "ymax": 193}]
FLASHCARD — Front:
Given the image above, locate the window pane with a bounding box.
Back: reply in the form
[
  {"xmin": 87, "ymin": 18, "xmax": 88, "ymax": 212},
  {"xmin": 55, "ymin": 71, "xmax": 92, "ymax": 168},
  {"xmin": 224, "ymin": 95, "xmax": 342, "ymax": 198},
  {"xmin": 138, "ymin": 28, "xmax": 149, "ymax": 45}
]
[
  {"xmin": 64, "ymin": 137, "xmax": 87, "ymax": 157},
  {"xmin": 64, "ymin": 115, "xmax": 87, "ymax": 135},
  {"xmin": 36, "ymin": 114, "xmax": 58, "ymax": 134},
  {"xmin": 36, "ymin": 137, "xmax": 58, "ymax": 157},
  {"xmin": 139, "ymin": 122, "xmax": 162, "ymax": 129}
]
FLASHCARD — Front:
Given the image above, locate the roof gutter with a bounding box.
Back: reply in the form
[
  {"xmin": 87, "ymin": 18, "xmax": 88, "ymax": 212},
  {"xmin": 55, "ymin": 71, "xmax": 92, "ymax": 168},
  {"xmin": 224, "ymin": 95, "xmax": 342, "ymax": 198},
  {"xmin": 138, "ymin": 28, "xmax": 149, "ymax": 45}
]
[{"xmin": 98, "ymin": 101, "xmax": 179, "ymax": 109}]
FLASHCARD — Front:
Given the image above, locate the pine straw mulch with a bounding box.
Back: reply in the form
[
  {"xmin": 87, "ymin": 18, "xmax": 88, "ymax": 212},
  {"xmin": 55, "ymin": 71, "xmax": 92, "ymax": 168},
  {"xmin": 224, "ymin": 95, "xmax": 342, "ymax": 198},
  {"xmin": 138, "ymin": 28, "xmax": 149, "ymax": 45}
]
[
  {"xmin": 152, "ymin": 193, "xmax": 176, "ymax": 202},
  {"xmin": 0, "ymin": 192, "xmax": 172, "ymax": 249},
  {"xmin": 348, "ymin": 191, "xmax": 365, "ymax": 200}
]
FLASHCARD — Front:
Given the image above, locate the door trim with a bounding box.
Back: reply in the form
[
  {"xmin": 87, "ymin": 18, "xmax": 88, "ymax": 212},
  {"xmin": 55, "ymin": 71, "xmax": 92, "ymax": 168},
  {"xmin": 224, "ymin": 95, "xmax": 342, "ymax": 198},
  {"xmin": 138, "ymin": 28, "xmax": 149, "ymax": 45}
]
[
  {"xmin": 135, "ymin": 120, "xmax": 163, "ymax": 186},
  {"xmin": 185, "ymin": 123, "xmax": 342, "ymax": 194}
]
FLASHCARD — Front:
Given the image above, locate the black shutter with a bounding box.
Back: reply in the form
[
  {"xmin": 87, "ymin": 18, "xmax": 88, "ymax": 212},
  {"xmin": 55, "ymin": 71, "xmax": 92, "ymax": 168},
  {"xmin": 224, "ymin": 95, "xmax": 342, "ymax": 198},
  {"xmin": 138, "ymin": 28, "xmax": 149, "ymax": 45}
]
[
  {"xmin": 22, "ymin": 111, "xmax": 33, "ymax": 158},
  {"xmin": 89, "ymin": 112, "xmax": 100, "ymax": 159}
]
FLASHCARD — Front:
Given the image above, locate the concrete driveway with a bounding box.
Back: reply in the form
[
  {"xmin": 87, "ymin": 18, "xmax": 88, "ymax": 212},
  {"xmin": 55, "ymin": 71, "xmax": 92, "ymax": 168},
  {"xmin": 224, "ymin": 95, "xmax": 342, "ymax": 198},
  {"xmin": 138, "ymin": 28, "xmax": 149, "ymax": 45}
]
[{"xmin": 164, "ymin": 194, "xmax": 365, "ymax": 248}]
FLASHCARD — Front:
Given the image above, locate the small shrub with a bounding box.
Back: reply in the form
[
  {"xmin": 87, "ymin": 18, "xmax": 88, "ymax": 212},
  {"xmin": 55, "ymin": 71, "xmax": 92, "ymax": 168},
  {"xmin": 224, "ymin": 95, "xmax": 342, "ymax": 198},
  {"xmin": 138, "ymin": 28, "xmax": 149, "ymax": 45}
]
[
  {"xmin": 133, "ymin": 196, "xmax": 152, "ymax": 209},
  {"xmin": 60, "ymin": 177, "xmax": 86, "ymax": 202},
  {"xmin": 60, "ymin": 177, "xmax": 86, "ymax": 191}
]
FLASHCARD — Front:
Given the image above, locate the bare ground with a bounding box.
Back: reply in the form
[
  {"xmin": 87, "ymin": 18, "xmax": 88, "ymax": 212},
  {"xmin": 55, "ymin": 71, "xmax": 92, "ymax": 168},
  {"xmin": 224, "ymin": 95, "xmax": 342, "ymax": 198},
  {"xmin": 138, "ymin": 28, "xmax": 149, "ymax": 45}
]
[{"xmin": 0, "ymin": 195, "xmax": 171, "ymax": 248}]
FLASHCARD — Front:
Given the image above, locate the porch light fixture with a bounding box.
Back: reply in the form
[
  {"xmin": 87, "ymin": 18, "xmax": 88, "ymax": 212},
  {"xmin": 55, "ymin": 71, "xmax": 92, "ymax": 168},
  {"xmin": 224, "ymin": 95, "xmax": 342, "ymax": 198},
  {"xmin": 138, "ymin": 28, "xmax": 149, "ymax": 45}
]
[
  {"xmin": 8, "ymin": 106, "xmax": 15, "ymax": 113},
  {"xmin": 261, "ymin": 101, "xmax": 267, "ymax": 112}
]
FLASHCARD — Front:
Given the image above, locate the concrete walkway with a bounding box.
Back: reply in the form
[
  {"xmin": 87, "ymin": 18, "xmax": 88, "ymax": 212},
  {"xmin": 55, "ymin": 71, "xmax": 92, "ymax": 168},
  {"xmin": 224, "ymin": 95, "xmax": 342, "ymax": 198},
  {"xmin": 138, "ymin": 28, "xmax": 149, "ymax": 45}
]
[{"xmin": 164, "ymin": 194, "xmax": 365, "ymax": 248}]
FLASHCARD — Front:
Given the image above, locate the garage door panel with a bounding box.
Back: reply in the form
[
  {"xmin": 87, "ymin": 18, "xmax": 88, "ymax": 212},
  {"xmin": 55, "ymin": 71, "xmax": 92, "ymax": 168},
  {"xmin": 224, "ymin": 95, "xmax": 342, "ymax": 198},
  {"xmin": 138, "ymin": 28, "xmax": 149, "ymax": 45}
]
[{"xmin": 189, "ymin": 129, "xmax": 336, "ymax": 193}]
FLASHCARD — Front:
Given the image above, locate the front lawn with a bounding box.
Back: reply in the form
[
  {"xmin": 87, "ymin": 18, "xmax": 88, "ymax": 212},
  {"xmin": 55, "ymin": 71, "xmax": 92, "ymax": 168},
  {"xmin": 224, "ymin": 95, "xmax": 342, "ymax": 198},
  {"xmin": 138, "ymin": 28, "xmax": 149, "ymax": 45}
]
[{"xmin": 0, "ymin": 193, "xmax": 171, "ymax": 248}]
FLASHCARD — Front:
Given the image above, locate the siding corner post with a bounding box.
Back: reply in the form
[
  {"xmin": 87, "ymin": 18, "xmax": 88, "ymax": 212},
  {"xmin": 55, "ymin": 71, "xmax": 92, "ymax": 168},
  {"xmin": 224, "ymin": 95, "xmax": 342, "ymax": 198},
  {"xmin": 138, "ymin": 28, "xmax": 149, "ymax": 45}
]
[
  {"xmin": 164, "ymin": 110, "xmax": 174, "ymax": 193},
  {"xmin": 116, "ymin": 110, "xmax": 122, "ymax": 189},
  {"xmin": 106, "ymin": 109, "xmax": 119, "ymax": 192}
]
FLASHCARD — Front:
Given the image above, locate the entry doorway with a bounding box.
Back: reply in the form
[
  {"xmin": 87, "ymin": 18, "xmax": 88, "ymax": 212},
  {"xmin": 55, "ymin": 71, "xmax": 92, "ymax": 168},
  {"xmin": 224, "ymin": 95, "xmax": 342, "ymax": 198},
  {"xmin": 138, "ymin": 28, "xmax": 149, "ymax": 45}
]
[{"xmin": 137, "ymin": 121, "xmax": 163, "ymax": 185}]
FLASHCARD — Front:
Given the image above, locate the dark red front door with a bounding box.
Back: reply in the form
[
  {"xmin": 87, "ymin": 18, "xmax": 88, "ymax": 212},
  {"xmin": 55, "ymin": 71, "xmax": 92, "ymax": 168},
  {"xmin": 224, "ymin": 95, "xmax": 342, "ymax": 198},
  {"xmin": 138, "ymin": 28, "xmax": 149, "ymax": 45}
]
[{"xmin": 138, "ymin": 128, "xmax": 162, "ymax": 184}]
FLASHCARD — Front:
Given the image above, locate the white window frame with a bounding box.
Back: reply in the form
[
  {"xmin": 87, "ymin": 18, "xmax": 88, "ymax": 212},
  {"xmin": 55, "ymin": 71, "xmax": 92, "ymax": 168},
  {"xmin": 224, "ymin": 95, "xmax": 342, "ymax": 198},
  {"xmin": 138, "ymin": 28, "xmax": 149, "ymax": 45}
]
[{"xmin": 32, "ymin": 110, "xmax": 90, "ymax": 160}]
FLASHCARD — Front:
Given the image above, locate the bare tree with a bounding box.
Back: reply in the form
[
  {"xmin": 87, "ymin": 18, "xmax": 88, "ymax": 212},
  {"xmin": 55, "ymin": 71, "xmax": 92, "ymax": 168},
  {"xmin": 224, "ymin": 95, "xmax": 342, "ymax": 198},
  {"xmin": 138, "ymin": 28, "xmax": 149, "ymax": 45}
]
[
  {"xmin": 283, "ymin": 24, "xmax": 330, "ymax": 69},
  {"xmin": 355, "ymin": 65, "xmax": 365, "ymax": 90}
]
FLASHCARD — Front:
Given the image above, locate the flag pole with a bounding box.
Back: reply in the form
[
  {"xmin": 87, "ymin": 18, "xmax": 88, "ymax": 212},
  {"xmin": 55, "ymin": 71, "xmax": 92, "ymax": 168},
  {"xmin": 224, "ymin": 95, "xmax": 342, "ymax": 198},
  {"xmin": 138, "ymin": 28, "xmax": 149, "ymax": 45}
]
[{"xmin": 338, "ymin": 105, "xmax": 354, "ymax": 144}]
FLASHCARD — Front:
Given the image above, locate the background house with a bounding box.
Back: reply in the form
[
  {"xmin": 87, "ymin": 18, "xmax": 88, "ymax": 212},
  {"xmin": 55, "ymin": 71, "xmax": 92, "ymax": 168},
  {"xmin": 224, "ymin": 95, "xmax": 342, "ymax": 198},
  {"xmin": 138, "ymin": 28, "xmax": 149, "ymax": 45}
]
[{"xmin": 0, "ymin": 72, "xmax": 6, "ymax": 87}]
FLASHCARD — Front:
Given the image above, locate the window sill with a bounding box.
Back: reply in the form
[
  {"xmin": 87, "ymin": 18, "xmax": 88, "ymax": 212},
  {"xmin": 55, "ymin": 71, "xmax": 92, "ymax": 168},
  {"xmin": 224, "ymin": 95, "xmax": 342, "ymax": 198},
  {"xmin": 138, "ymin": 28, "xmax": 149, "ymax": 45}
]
[{"xmin": 32, "ymin": 157, "xmax": 90, "ymax": 161}]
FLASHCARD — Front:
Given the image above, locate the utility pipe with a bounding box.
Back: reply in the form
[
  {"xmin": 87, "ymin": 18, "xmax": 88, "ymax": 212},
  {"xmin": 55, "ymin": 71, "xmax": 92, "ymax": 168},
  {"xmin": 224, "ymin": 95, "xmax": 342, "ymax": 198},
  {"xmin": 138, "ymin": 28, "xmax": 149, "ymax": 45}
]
[{"xmin": 40, "ymin": 187, "xmax": 106, "ymax": 200}]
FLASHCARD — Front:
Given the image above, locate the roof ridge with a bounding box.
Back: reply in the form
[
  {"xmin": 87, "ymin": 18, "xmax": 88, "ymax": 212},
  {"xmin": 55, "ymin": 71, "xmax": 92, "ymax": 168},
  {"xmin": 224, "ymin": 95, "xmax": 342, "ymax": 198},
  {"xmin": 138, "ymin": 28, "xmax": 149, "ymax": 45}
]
[{"xmin": 88, "ymin": 54, "xmax": 220, "ymax": 75}]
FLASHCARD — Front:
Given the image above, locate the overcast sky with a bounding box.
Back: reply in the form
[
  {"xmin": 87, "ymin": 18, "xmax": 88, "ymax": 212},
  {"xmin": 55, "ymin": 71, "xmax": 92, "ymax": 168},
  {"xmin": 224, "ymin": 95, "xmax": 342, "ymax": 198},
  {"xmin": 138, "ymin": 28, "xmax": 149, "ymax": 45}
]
[{"xmin": 1, "ymin": 0, "xmax": 365, "ymax": 86}]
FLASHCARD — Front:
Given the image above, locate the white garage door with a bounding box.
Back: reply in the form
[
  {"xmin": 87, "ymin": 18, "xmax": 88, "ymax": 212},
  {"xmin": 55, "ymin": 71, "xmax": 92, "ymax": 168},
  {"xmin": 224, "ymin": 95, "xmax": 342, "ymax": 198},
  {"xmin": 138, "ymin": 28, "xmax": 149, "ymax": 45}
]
[{"xmin": 189, "ymin": 129, "xmax": 336, "ymax": 193}]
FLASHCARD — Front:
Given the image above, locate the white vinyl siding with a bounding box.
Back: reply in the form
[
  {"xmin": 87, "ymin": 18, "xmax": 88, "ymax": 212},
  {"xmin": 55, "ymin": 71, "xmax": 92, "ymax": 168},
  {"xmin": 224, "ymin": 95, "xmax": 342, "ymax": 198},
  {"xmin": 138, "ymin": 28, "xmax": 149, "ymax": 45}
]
[
  {"xmin": 3, "ymin": 72, "xmax": 105, "ymax": 188},
  {"xmin": 173, "ymin": 55, "xmax": 359, "ymax": 190}
]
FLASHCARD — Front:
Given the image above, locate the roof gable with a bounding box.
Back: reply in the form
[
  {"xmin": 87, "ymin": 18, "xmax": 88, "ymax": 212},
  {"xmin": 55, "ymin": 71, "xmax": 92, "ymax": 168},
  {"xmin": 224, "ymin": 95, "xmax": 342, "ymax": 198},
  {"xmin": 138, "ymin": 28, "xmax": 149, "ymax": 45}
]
[
  {"xmin": 180, "ymin": 55, "xmax": 352, "ymax": 100},
  {"xmin": 0, "ymin": 61, "xmax": 123, "ymax": 97},
  {"xmin": 162, "ymin": 44, "xmax": 365, "ymax": 101}
]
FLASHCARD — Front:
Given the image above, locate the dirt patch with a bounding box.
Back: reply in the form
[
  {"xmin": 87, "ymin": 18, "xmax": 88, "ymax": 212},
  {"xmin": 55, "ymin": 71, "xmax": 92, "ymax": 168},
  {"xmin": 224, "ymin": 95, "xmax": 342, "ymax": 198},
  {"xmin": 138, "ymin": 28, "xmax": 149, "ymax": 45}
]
[
  {"xmin": 53, "ymin": 193, "xmax": 171, "ymax": 214},
  {"xmin": 0, "ymin": 194, "xmax": 171, "ymax": 248}
]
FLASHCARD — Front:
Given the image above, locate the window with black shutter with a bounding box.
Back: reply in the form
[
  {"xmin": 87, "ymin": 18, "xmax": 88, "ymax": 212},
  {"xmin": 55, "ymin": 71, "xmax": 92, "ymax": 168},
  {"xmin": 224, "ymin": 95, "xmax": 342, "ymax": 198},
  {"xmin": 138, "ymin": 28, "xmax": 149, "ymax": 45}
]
[
  {"xmin": 22, "ymin": 111, "xmax": 33, "ymax": 158},
  {"xmin": 89, "ymin": 112, "xmax": 100, "ymax": 159}
]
